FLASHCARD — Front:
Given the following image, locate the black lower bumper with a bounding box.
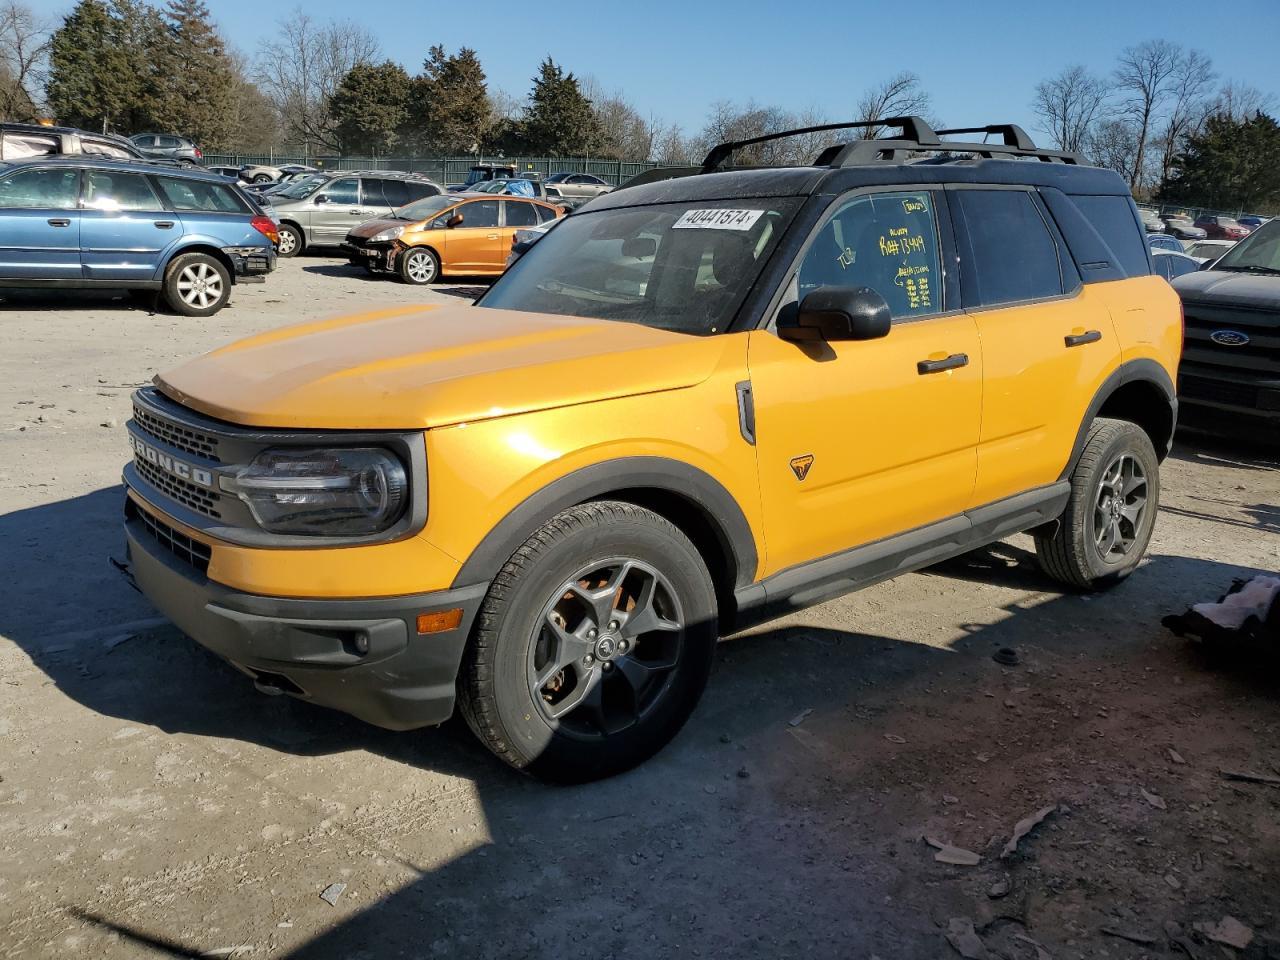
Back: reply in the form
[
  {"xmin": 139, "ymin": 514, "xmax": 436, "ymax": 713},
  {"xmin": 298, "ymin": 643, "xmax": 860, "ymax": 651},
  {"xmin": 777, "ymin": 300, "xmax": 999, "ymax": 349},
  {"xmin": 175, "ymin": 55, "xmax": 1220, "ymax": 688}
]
[
  {"xmin": 222, "ymin": 245, "xmax": 276, "ymax": 283},
  {"xmin": 124, "ymin": 514, "xmax": 487, "ymax": 730}
]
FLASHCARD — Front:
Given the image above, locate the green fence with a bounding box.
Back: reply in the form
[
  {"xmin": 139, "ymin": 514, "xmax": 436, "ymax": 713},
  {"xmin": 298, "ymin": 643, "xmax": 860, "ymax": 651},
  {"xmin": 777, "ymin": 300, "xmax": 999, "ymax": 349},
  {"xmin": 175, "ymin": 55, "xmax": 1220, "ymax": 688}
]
[{"xmin": 202, "ymin": 154, "xmax": 664, "ymax": 187}]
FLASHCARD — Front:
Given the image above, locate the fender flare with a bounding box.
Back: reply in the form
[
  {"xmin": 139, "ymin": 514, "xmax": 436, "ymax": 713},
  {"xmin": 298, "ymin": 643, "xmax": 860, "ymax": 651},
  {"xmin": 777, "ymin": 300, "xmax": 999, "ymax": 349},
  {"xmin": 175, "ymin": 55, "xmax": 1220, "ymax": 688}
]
[
  {"xmin": 1059, "ymin": 358, "xmax": 1177, "ymax": 480},
  {"xmin": 450, "ymin": 456, "xmax": 759, "ymax": 591}
]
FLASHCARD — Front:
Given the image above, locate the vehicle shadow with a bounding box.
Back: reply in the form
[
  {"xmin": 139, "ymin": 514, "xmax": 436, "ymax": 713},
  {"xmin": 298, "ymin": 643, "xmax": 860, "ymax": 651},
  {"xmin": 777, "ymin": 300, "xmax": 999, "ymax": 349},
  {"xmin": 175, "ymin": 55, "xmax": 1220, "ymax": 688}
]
[
  {"xmin": 299, "ymin": 261, "xmax": 492, "ymax": 299},
  {"xmin": 4, "ymin": 485, "xmax": 1276, "ymax": 958},
  {"xmin": 0, "ymin": 288, "xmax": 155, "ymax": 313}
]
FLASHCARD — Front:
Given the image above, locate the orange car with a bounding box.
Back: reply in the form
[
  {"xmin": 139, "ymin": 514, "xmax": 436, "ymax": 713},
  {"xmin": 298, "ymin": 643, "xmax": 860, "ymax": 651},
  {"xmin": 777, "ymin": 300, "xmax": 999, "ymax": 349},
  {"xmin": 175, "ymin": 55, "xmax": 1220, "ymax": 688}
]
[{"xmin": 343, "ymin": 193, "xmax": 563, "ymax": 284}]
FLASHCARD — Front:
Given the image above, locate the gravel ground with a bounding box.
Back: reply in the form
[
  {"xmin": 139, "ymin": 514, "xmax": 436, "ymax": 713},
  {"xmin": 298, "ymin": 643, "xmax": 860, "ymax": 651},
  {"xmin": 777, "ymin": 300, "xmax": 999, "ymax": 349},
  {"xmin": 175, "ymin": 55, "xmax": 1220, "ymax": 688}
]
[{"xmin": 1, "ymin": 257, "xmax": 1278, "ymax": 960}]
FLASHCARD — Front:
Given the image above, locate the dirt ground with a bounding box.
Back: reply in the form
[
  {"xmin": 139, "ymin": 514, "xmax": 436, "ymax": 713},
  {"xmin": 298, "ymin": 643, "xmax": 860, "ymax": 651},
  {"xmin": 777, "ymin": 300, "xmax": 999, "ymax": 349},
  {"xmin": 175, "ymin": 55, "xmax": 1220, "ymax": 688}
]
[{"xmin": 1, "ymin": 256, "xmax": 1278, "ymax": 960}]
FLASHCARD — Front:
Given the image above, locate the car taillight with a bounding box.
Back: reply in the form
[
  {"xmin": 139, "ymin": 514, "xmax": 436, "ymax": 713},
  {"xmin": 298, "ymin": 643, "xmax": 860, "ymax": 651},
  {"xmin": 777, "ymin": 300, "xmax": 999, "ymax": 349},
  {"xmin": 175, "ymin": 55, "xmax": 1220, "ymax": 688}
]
[
  {"xmin": 195, "ymin": 146, "xmax": 203, "ymax": 159},
  {"xmin": 251, "ymin": 215, "xmax": 279, "ymax": 245}
]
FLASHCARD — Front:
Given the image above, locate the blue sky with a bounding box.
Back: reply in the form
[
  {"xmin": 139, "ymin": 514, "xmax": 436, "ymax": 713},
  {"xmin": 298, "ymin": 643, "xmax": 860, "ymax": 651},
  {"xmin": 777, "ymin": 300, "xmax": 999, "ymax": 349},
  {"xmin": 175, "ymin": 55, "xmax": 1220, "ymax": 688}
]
[{"xmin": 40, "ymin": 0, "xmax": 1280, "ymax": 139}]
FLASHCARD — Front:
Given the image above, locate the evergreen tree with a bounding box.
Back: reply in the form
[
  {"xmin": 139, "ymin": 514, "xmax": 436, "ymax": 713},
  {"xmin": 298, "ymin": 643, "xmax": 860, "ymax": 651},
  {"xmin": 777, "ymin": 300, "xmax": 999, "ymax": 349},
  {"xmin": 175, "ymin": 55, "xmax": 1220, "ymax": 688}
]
[
  {"xmin": 46, "ymin": 0, "xmax": 145, "ymax": 132},
  {"xmin": 409, "ymin": 45, "xmax": 491, "ymax": 154},
  {"xmin": 521, "ymin": 58, "xmax": 599, "ymax": 156},
  {"xmin": 1158, "ymin": 112, "xmax": 1280, "ymax": 212},
  {"xmin": 330, "ymin": 60, "xmax": 410, "ymax": 156},
  {"xmin": 150, "ymin": 0, "xmax": 236, "ymax": 147}
]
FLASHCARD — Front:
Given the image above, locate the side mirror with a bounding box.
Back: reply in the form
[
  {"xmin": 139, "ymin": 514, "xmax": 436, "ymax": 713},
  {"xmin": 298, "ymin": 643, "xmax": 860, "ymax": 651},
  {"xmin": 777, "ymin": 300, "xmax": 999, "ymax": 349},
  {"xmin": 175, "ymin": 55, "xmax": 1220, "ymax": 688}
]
[
  {"xmin": 314, "ymin": 194, "xmax": 328, "ymax": 205},
  {"xmin": 621, "ymin": 236, "xmax": 656, "ymax": 259},
  {"xmin": 446, "ymin": 213, "xmax": 464, "ymax": 228},
  {"xmin": 778, "ymin": 286, "xmax": 892, "ymax": 342}
]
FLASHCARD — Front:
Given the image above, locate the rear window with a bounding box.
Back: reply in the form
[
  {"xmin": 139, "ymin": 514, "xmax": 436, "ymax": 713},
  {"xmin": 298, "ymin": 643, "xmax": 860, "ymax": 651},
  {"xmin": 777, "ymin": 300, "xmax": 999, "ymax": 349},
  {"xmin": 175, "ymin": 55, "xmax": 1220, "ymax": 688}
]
[
  {"xmin": 156, "ymin": 175, "xmax": 250, "ymax": 213},
  {"xmin": 1069, "ymin": 195, "xmax": 1150, "ymax": 277},
  {"xmin": 957, "ymin": 190, "xmax": 1064, "ymax": 306}
]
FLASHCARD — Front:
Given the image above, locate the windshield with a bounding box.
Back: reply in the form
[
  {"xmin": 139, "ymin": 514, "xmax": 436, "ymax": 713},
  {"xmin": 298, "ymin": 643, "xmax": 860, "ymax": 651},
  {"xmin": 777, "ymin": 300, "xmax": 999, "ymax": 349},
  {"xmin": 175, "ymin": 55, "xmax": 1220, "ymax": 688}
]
[
  {"xmin": 397, "ymin": 194, "xmax": 456, "ymax": 222},
  {"xmin": 1211, "ymin": 219, "xmax": 1280, "ymax": 274},
  {"xmin": 479, "ymin": 198, "xmax": 801, "ymax": 335},
  {"xmin": 276, "ymin": 175, "xmax": 327, "ymax": 200}
]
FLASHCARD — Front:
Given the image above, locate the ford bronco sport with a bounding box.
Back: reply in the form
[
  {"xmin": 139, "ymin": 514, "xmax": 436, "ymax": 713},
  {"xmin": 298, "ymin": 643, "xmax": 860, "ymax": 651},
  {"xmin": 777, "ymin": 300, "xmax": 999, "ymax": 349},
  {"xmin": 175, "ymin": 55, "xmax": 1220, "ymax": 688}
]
[{"xmin": 120, "ymin": 118, "xmax": 1180, "ymax": 782}]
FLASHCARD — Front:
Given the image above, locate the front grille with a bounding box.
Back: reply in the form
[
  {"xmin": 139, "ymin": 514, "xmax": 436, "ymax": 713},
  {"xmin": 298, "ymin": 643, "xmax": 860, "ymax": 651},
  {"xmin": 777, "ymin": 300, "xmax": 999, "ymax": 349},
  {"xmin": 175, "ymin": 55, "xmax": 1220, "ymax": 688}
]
[
  {"xmin": 1179, "ymin": 374, "xmax": 1259, "ymax": 408},
  {"xmin": 132, "ymin": 401, "xmax": 221, "ymax": 462},
  {"xmin": 135, "ymin": 457, "xmax": 222, "ymax": 518},
  {"xmin": 1182, "ymin": 305, "xmax": 1280, "ymax": 382},
  {"xmin": 128, "ymin": 499, "xmax": 211, "ymax": 575}
]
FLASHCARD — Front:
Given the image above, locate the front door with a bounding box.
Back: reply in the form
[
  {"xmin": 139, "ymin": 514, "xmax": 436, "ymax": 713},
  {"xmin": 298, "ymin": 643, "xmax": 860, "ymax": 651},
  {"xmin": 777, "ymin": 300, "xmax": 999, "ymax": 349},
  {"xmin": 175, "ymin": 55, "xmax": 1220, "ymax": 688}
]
[
  {"xmin": 80, "ymin": 169, "xmax": 178, "ymax": 282},
  {"xmin": 309, "ymin": 177, "xmax": 362, "ymax": 244},
  {"xmin": 0, "ymin": 165, "xmax": 82, "ymax": 280},
  {"xmin": 748, "ymin": 188, "xmax": 983, "ymax": 576},
  {"xmin": 440, "ymin": 199, "xmax": 501, "ymax": 274}
]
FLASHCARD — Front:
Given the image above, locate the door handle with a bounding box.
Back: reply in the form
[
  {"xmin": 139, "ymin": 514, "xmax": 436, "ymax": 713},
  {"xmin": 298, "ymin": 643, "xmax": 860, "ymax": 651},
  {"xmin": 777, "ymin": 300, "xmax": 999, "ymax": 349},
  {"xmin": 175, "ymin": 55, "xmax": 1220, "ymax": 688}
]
[
  {"xmin": 349, "ymin": 209, "xmax": 369, "ymax": 215},
  {"xmin": 47, "ymin": 218, "xmax": 71, "ymax": 227},
  {"xmin": 917, "ymin": 353, "xmax": 969, "ymax": 375},
  {"xmin": 153, "ymin": 220, "xmax": 175, "ymax": 229},
  {"xmin": 1064, "ymin": 330, "xmax": 1102, "ymax": 347},
  {"xmin": 487, "ymin": 233, "xmax": 499, "ymax": 240}
]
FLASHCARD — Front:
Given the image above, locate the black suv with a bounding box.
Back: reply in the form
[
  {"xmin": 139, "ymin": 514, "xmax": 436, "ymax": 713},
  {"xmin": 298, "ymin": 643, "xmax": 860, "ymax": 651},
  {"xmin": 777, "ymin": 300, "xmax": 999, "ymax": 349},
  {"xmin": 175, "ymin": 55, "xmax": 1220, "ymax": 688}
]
[
  {"xmin": 1172, "ymin": 218, "xmax": 1280, "ymax": 440},
  {"xmin": 0, "ymin": 123, "xmax": 148, "ymax": 162}
]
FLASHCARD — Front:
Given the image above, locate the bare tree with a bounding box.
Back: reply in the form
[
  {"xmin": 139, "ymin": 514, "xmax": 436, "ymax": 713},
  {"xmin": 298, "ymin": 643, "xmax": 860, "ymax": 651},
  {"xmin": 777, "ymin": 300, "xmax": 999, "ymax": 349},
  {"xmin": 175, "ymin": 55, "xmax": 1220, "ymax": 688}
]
[
  {"xmin": 1085, "ymin": 117, "xmax": 1141, "ymax": 179},
  {"xmin": 649, "ymin": 118, "xmax": 694, "ymax": 165},
  {"xmin": 854, "ymin": 72, "xmax": 933, "ymax": 138},
  {"xmin": 1114, "ymin": 39, "xmax": 1182, "ymax": 189},
  {"xmin": 0, "ymin": 1, "xmax": 52, "ymax": 120},
  {"xmin": 581, "ymin": 75, "xmax": 655, "ymax": 160},
  {"xmin": 255, "ymin": 9, "xmax": 379, "ymax": 153},
  {"xmin": 1156, "ymin": 48, "xmax": 1215, "ymax": 183},
  {"xmin": 1207, "ymin": 80, "xmax": 1277, "ymax": 122},
  {"xmin": 1031, "ymin": 65, "xmax": 1110, "ymax": 153}
]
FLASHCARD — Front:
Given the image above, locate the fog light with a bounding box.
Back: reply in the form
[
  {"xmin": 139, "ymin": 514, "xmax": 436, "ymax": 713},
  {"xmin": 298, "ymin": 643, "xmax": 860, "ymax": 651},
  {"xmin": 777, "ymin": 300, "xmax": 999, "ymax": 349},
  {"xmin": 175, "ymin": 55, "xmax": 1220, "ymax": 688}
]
[{"xmin": 417, "ymin": 609, "xmax": 463, "ymax": 634}]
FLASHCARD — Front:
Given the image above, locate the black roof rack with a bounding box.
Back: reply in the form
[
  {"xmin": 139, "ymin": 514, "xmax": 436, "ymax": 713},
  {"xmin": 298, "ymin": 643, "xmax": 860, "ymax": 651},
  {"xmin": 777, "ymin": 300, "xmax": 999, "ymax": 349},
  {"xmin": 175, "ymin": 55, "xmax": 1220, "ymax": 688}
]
[{"xmin": 700, "ymin": 116, "xmax": 1080, "ymax": 173}]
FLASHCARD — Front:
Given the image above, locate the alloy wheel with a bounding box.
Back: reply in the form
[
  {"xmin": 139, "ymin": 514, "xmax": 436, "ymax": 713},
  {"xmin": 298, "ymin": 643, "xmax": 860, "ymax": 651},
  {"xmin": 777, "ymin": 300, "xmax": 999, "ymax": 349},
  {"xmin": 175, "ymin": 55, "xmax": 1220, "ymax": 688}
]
[
  {"xmin": 527, "ymin": 558, "xmax": 684, "ymax": 738},
  {"xmin": 277, "ymin": 229, "xmax": 297, "ymax": 255},
  {"xmin": 176, "ymin": 262, "xmax": 224, "ymax": 310},
  {"xmin": 405, "ymin": 250, "xmax": 435, "ymax": 283},
  {"xmin": 1093, "ymin": 453, "xmax": 1147, "ymax": 562}
]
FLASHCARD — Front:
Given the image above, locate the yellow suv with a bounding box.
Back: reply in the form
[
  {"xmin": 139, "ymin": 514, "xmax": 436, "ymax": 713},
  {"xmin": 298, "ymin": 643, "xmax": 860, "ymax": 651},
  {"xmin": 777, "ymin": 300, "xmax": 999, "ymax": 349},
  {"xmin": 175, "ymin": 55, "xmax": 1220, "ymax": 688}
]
[{"xmin": 120, "ymin": 119, "xmax": 1181, "ymax": 782}]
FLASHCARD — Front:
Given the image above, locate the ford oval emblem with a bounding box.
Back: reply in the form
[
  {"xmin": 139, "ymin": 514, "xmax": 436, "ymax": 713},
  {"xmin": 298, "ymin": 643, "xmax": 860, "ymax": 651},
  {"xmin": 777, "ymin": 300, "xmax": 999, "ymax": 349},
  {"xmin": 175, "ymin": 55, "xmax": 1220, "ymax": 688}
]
[{"xmin": 1209, "ymin": 329, "xmax": 1250, "ymax": 347}]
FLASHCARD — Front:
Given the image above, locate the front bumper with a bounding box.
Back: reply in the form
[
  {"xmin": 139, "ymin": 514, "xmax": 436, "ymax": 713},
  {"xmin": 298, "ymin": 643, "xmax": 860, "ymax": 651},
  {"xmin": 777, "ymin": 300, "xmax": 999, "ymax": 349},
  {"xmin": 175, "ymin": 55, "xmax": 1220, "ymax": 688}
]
[
  {"xmin": 123, "ymin": 501, "xmax": 487, "ymax": 730},
  {"xmin": 222, "ymin": 245, "xmax": 276, "ymax": 284},
  {"xmin": 341, "ymin": 241, "xmax": 395, "ymax": 270}
]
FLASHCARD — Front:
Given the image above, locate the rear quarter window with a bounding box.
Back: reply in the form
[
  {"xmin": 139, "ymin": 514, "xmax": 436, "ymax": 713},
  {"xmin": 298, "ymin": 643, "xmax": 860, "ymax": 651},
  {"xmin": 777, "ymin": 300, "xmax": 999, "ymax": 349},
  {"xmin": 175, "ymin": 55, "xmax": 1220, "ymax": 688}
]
[
  {"xmin": 956, "ymin": 189, "xmax": 1064, "ymax": 306},
  {"xmin": 157, "ymin": 176, "xmax": 250, "ymax": 213},
  {"xmin": 1068, "ymin": 195, "xmax": 1151, "ymax": 277}
]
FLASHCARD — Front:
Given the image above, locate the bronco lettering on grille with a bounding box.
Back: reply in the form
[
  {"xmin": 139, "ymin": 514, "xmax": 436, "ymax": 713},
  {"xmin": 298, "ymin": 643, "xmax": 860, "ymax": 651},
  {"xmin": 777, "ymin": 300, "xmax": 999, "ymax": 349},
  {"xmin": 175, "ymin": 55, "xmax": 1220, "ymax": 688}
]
[{"xmin": 130, "ymin": 434, "xmax": 214, "ymax": 488}]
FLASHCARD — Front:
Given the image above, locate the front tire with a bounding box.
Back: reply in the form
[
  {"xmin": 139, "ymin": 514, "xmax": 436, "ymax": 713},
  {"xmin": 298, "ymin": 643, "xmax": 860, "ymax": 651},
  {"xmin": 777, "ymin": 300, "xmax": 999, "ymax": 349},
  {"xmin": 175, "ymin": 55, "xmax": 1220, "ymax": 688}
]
[
  {"xmin": 253, "ymin": 173, "xmax": 273, "ymax": 184},
  {"xmin": 457, "ymin": 501, "xmax": 718, "ymax": 783},
  {"xmin": 398, "ymin": 246, "xmax": 439, "ymax": 284},
  {"xmin": 1035, "ymin": 418, "xmax": 1160, "ymax": 590},
  {"xmin": 162, "ymin": 252, "xmax": 231, "ymax": 317},
  {"xmin": 276, "ymin": 223, "xmax": 303, "ymax": 258}
]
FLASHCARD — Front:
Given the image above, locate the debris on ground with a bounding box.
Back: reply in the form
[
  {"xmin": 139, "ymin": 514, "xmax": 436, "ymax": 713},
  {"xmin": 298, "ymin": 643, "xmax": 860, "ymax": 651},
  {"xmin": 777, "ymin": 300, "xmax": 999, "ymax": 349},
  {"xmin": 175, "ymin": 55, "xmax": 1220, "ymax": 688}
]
[
  {"xmin": 736, "ymin": 766, "xmax": 750, "ymax": 779},
  {"xmin": 884, "ymin": 733, "xmax": 907, "ymax": 744},
  {"xmin": 1163, "ymin": 575, "xmax": 1280, "ymax": 647},
  {"xmin": 1101, "ymin": 925, "xmax": 1158, "ymax": 945},
  {"xmin": 1193, "ymin": 916, "xmax": 1254, "ymax": 950},
  {"xmin": 945, "ymin": 917, "xmax": 989, "ymax": 959},
  {"xmin": 1220, "ymin": 769, "xmax": 1280, "ymax": 786},
  {"xmin": 201, "ymin": 948, "xmax": 252, "ymax": 958},
  {"xmin": 1140, "ymin": 787, "xmax": 1167, "ymax": 810},
  {"xmin": 987, "ymin": 877, "xmax": 1011, "ymax": 899},
  {"xmin": 102, "ymin": 633, "xmax": 137, "ymax": 652},
  {"xmin": 1013, "ymin": 933, "xmax": 1051, "ymax": 960},
  {"xmin": 1000, "ymin": 804, "xmax": 1057, "ymax": 859},
  {"xmin": 1168, "ymin": 747, "xmax": 1186, "ymax": 764},
  {"xmin": 926, "ymin": 836, "xmax": 981, "ymax": 866},
  {"xmin": 319, "ymin": 882, "xmax": 346, "ymax": 906},
  {"xmin": 788, "ymin": 708, "xmax": 812, "ymax": 727},
  {"xmin": 992, "ymin": 647, "xmax": 1020, "ymax": 666}
]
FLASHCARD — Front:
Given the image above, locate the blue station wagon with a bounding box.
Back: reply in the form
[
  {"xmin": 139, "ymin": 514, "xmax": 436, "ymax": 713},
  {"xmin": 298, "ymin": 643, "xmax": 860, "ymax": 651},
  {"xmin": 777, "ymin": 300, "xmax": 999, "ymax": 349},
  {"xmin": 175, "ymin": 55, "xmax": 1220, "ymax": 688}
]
[{"xmin": 0, "ymin": 158, "xmax": 277, "ymax": 316}]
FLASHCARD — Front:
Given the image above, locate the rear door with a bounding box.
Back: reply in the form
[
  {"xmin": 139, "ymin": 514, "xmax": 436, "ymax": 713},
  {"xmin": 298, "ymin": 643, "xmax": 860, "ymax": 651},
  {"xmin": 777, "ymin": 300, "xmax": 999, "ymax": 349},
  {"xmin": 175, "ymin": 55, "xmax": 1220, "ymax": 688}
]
[
  {"xmin": 948, "ymin": 186, "xmax": 1116, "ymax": 507},
  {"xmin": 0, "ymin": 165, "xmax": 82, "ymax": 280},
  {"xmin": 309, "ymin": 177, "xmax": 361, "ymax": 243},
  {"xmin": 440, "ymin": 199, "xmax": 500, "ymax": 273},
  {"xmin": 80, "ymin": 169, "xmax": 179, "ymax": 281}
]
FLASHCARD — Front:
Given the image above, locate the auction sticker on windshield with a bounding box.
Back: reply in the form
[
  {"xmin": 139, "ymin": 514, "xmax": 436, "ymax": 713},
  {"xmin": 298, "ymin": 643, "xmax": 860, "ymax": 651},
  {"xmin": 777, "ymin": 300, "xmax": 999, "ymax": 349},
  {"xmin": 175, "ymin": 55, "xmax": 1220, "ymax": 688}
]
[{"xmin": 672, "ymin": 209, "xmax": 765, "ymax": 230}]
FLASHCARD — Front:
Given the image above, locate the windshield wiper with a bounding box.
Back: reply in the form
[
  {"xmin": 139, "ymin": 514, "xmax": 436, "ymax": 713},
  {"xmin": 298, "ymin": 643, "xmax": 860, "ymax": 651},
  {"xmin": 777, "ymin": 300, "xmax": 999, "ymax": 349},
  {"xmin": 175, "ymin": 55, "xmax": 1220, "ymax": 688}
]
[{"xmin": 1218, "ymin": 264, "xmax": 1280, "ymax": 275}]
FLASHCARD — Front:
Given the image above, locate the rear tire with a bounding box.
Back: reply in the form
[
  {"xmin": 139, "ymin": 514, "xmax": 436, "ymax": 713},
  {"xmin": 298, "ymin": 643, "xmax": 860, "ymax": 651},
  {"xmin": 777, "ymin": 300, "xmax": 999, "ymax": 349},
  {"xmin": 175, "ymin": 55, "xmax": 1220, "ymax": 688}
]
[
  {"xmin": 1035, "ymin": 418, "xmax": 1160, "ymax": 590},
  {"xmin": 253, "ymin": 173, "xmax": 273, "ymax": 184},
  {"xmin": 276, "ymin": 223, "xmax": 303, "ymax": 258},
  {"xmin": 398, "ymin": 246, "xmax": 439, "ymax": 284},
  {"xmin": 162, "ymin": 252, "xmax": 231, "ymax": 317},
  {"xmin": 457, "ymin": 501, "xmax": 718, "ymax": 783}
]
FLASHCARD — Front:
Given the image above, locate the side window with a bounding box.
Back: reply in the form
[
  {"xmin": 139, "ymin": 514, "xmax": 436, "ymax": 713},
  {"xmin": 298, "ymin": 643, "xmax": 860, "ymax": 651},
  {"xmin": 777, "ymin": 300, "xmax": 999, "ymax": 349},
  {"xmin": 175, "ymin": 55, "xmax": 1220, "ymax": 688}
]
[
  {"xmin": 1068, "ymin": 195, "xmax": 1150, "ymax": 277},
  {"xmin": 458, "ymin": 199, "xmax": 499, "ymax": 228},
  {"xmin": 797, "ymin": 190, "xmax": 942, "ymax": 320},
  {"xmin": 0, "ymin": 167, "xmax": 79, "ymax": 208},
  {"xmin": 380, "ymin": 179, "xmax": 409, "ymax": 207},
  {"xmin": 157, "ymin": 136, "xmax": 180, "ymax": 148},
  {"xmin": 319, "ymin": 178, "xmax": 358, "ymax": 205},
  {"xmin": 956, "ymin": 190, "xmax": 1063, "ymax": 306},
  {"xmin": 504, "ymin": 200, "xmax": 538, "ymax": 227},
  {"xmin": 156, "ymin": 176, "xmax": 250, "ymax": 213},
  {"xmin": 359, "ymin": 178, "xmax": 387, "ymax": 207},
  {"xmin": 404, "ymin": 181, "xmax": 437, "ymax": 202},
  {"xmin": 84, "ymin": 171, "xmax": 161, "ymax": 211},
  {"xmin": 533, "ymin": 203, "xmax": 556, "ymax": 224}
]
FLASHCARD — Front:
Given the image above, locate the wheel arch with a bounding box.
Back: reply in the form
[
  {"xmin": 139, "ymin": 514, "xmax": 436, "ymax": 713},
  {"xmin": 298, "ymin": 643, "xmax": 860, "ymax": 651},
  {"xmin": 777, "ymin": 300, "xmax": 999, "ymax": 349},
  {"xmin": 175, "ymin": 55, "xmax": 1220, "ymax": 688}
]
[
  {"xmin": 1061, "ymin": 359, "xmax": 1177, "ymax": 480},
  {"xmin": 164, "ymin": 243, "xmax": 236, "ymax": 284},
  {"xmin": 450, "ymin": 457, "xmax": 759, "ymax": 621}
]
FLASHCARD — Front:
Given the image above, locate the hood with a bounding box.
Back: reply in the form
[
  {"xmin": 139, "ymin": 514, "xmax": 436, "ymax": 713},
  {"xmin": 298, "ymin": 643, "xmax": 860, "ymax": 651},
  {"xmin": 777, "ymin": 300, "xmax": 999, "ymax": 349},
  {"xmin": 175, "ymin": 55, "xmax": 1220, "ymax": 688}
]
[
  {"xmin": 1173, "ymin": 269, "xmax": 1280, "ymax": 311},
  {"xmin": 347, "ymin": 217, "xmax": 409, "ymax": 239},
  {"xmin": 156, "ymin": 304, "xmax": 728, "ymax": 430}
]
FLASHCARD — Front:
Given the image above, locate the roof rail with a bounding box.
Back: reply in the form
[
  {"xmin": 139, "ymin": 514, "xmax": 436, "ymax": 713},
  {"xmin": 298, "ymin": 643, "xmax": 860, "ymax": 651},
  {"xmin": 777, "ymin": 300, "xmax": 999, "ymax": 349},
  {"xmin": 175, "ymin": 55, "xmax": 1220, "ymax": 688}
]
[
  {"xmin": 936, "ymin": 124, "xmax": 1037, "ymax": 150},
  {"xmin": 701, "ymin": 116, "xmax": 940, "ymax": 172}
]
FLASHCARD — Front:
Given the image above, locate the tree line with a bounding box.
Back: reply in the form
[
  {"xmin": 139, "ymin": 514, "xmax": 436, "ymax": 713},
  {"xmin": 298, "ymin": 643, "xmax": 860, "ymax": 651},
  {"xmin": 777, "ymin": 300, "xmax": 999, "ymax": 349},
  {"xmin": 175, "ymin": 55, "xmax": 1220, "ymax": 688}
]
[{"xmin": 1, "ymin": 1, "xmax": 1276, "ymax": 211}]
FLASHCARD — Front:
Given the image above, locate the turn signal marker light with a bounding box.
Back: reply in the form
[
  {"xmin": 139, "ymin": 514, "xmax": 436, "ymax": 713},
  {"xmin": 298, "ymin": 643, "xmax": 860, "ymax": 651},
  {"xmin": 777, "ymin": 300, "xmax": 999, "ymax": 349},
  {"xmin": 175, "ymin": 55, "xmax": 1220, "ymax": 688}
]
[{"xmin": 417, "ymin": 609, "xmax": 463, "ymax": 634}]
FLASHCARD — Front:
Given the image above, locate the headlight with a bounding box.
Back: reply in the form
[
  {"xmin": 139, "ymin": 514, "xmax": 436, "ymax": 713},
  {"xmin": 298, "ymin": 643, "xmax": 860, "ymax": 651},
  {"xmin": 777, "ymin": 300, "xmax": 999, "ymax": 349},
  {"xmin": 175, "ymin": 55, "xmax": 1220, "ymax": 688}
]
[
  {"xmin": 368, "ymin": 225, "xmax": 404, "ymax": 243},
  {"xmin": 230, "ymin": 448, "xmax": 407, "ymax": 536}
]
